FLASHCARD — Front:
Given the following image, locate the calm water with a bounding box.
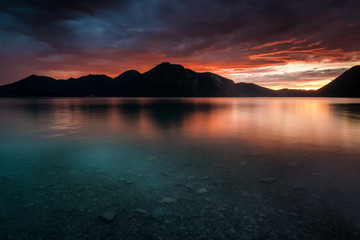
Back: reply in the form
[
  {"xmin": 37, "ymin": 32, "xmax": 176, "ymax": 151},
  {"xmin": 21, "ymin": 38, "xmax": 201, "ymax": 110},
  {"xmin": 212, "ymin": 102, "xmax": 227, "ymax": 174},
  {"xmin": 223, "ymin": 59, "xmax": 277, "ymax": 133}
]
[{"xmin": 1, "ymin": 97, "xmax": 360, "ymax": 239}]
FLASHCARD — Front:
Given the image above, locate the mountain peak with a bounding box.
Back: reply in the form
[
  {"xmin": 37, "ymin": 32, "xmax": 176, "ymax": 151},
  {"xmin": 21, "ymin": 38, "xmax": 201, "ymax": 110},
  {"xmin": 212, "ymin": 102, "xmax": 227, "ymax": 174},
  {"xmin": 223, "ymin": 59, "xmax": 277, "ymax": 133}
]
[
  {"xmin": 84, "ymin": 74, "xmax": 110, "ymax": 78},
  {"xmin": 348, "ymin": 65, "xmax": 360, "ymax": 71},
  {"xmin": 20, "ymin": 75, "xmax": 55, "ymax": 83},
  {"xmin": 76, "ymin": 74, "xmax": 112, "ymax": 80},
  {"xmin": 114, "ymin": 70, "xmax": 141, "ymax": 82},
  {"xmin": 153, "ymin": 62, "xmax": 185, "ymax": 71}
]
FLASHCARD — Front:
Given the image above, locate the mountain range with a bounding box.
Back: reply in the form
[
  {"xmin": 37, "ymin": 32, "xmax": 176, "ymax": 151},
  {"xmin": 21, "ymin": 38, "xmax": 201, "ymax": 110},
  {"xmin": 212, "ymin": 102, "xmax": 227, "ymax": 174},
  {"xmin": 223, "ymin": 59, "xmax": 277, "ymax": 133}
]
[{"xmin": 0, "ymin": 62, "xmax": 359, "ymax": 97}]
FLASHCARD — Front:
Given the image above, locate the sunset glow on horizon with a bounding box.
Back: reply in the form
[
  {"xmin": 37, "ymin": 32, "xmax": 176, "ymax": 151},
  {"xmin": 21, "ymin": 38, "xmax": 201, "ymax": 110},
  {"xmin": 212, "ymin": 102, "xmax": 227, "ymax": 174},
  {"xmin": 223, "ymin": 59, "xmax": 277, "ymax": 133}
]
[{"xmin": 1, "ymin": 0, "xmax": 359, "ymax": 90}]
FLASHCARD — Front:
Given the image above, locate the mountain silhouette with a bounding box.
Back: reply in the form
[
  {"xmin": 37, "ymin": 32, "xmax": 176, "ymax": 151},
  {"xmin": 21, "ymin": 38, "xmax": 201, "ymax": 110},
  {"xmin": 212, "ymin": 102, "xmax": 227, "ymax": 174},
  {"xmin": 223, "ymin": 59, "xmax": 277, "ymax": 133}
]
[
  {"xmin": 0, "ymin": 63, "xmax": 358, "ymax": 97},
  {"xmin": 317, "ymin": 66, "xmax": 360, "ymax": 97},
  {"xmin": 0, "ymin": 62, "xmax": 240, "ymax": 97},
  {"xmin": 112, "ymin": 62, "xmax": 236, "ymax": 97},
  {"xmin": 0, "ymin": 75, "xmax": 65, "ymax": 96},
  {"xmin": 0, "ymin": 74, "xmax": 116, "ymax": 96},
  {"xmin": 114, "ymin": 70, "xmax": 141, "ymax": 83},
  {"xmin": 234, "ymin": 82, "xmax": 276, "ymax": 97}
]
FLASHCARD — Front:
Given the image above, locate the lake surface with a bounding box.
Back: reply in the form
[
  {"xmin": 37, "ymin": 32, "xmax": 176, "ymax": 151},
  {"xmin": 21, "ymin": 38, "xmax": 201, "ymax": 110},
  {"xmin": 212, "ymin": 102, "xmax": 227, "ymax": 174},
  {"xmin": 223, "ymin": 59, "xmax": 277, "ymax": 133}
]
[{"xmin": 1, "ymin": 97, "xmax": 360, "ymax": 239}]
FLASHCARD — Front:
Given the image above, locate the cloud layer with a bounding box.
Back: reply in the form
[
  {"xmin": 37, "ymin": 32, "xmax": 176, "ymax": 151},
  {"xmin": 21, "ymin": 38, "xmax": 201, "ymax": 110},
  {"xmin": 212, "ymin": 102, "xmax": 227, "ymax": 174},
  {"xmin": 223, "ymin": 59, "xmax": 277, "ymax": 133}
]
[{"xmin": 1, "ymin": 0, "xmax": 360, "ymax": 89}]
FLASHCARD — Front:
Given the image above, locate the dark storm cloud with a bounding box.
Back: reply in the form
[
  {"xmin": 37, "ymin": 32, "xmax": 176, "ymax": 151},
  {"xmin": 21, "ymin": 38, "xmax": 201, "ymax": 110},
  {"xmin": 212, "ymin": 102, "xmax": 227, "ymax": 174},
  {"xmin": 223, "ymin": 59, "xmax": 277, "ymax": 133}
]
[
  {"xmin": 0, "ymin": 0, "xmax": 360, "ymax": 85},
  {"xmin": 135, "ymin": 0, "xmax": 360, "ymax": 56},
  {"xmin": 0, "ymin": 0, "xmax": 133, "ymax": 50},
  {"xmin": 2, "ymin": 0, "xmax": 359, "ymax": 54}
]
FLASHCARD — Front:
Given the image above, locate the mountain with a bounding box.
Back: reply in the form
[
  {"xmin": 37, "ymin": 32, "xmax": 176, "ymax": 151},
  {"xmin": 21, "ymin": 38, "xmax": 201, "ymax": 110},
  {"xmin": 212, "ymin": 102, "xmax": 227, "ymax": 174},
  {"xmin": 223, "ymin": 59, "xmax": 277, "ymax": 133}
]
[
  {"xmin": 66, "ymin": 74, "xmax": 115, "ymax": 96},
  {"xmin": 114, "ymin": 70, "xmax": 141, "ymax": 83},
  {"xmin": 0, "ymin": 75, "xmax": 67, "ymax": 96},
  {"xmin": 0, "ymin": 62, "xmax": 240, "ymax": 97},
  {"xmin": 0, "ymin": 74, "xmax": 116, "ymax": 97},
  {"xmin": 317, "ymin": 66, "xmax": 360, "ymax": 97},
  {"xmin": 234, "ymin": 82, "xmax": 276, "ymax": 97},
  {"xmin": 116, "ymin": 62, "xmax": 236, "ymax": 97},
  {"xmin": 0, "ymin": 63, "xmax": 359, "ymax": 97}
]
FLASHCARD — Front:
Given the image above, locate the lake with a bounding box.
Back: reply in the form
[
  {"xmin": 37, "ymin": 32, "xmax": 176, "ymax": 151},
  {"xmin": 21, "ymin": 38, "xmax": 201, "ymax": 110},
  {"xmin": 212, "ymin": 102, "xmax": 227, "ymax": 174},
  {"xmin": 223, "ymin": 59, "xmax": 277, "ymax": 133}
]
[{"xmin": 1, "ymin": 97, "xmax": 360, "ymax": 239}]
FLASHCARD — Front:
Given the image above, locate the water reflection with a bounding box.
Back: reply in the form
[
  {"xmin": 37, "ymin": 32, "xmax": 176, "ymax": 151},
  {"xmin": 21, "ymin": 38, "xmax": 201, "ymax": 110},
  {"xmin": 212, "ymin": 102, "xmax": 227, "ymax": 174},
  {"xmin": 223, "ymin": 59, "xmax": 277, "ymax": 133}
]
[
  {"xmin": 2, "ymin": 98, "xmax": 360, "ymax": 152},
  {"xmin": 331, "ymin": 103, "xmax": 360, "ymax": 121}
]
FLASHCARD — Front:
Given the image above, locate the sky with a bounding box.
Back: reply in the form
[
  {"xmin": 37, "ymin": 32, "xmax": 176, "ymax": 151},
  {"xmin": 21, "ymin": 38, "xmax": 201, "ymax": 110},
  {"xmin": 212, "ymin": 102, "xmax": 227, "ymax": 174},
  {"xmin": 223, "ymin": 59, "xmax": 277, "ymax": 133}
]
[{"xmin": 0, "ymin": 0, "xmax": 360, "ymax": 90}]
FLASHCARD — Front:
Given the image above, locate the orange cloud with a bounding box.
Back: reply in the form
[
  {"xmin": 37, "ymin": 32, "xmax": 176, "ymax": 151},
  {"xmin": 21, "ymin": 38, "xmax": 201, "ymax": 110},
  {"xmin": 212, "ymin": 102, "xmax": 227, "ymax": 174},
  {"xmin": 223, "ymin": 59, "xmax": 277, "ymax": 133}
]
[{"xmin": 253, "ymin": 38, "xmax": 297, "ymax": 50}]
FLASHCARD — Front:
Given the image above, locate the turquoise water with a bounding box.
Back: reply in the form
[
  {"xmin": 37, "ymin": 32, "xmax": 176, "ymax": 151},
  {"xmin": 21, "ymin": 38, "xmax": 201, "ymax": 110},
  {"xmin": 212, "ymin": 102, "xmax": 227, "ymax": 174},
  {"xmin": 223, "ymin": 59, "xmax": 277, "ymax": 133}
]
[{"xmin": 1, "ymin": 97, "xmax": 360, "ymax": 239}]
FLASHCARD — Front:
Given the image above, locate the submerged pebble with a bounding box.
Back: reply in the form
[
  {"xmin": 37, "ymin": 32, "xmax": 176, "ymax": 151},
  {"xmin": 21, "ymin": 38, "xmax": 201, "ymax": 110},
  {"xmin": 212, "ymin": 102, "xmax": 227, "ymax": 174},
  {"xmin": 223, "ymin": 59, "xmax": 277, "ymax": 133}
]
[
  {"xmin": 151, "ymin": 208, "xmax": 165, "ymax": 221},
  {"xmin": 229, "ymin": 227, "xmax": 236, "ymax": 234},
  {"xmin": 160, "ymin": 197, "xmax": 176, "ymax": 203},
  {"xmin": 133, "ymin": 208, "xmax": 148, "ymax": 215},
  {"xmin": 126, "ymin": 180, "xmax": 134, "ymax": 184},
  {"xmin": 197, "ymin": 188, "xmax": 208, "ymax": 194},
  {"xmin": 240, "ymin": 190, "xmax": 249, "ymax": 196},
  {"xmin": 259, "ymin": 178, "xmax": 276, "ymax": 183},
  {"xmin": 99, "ymin": 211, "xmax": 116, "ymax": 222}
]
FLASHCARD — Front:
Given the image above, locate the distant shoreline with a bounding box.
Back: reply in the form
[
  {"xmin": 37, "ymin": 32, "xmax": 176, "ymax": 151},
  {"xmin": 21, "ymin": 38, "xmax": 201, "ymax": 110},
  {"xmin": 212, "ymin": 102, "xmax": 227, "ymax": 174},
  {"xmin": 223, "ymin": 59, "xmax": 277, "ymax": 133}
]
[{"xmin": 0, "ymin": 63, "xmax": 359, "ymax": 98}]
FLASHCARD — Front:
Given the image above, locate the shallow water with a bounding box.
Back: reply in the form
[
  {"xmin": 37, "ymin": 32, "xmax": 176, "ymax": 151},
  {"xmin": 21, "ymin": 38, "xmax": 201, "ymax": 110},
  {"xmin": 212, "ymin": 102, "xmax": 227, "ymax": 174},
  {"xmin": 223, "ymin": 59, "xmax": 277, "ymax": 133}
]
[{"xmin": 1, "ymin": 97, "xmax": 360, "ymax": 239}]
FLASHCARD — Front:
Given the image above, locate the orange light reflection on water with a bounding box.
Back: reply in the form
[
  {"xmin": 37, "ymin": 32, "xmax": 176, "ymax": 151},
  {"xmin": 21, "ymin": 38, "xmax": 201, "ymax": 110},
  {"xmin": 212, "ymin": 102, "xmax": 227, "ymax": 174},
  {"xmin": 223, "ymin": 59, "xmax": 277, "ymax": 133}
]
[{"xmin": 12, "ymin": 98, "xmax": 360, "ymax": 154}]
